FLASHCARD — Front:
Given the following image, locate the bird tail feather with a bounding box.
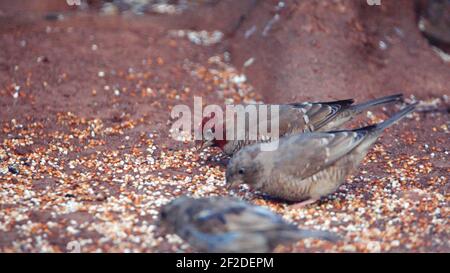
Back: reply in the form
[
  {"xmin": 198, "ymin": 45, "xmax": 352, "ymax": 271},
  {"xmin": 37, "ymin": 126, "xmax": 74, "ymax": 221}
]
[
  {"xmin": 373, "ymin": 103, "xmax": 417, "ymax": 132},
  {"xmin": 351, "ymin": 93, "xmax": 403, "ymax": 112},
  {"xmin": 283, "ymin": 229, "xmax": 341, "ymax": 243},
  {"xmin": 352, "ymin": 103, "xmax": 417, "ymax": 134}
]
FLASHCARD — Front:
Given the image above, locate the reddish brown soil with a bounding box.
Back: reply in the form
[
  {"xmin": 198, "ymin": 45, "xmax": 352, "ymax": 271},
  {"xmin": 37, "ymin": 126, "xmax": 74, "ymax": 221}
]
[
  {"xmin": 0, "ymin": 0, "xmax": 448, "ymax": 253},
  {"xmin": 228, "ymin": 0, "xmax": 450, "ymax": 102}
]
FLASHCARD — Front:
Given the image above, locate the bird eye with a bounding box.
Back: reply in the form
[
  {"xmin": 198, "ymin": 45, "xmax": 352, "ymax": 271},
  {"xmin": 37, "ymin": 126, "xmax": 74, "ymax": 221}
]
[
  {"xmin": 238, "ymin": 168, "xmax": 245, "ymax": 175},
  {"xmin": 160, "ymin": 211, "xmax": 167, "ymax": 219}
]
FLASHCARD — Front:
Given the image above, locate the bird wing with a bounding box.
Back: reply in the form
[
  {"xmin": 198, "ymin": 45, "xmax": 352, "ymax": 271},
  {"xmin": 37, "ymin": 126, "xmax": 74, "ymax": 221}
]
[
  {"xmin": 284, "ymin": 99, "xmax": 354, "ymax": 131},
  {"xmin": 191, "ymin": 198, "xmax": 293, "ymax": 234},
  {"xmin": 274, "ymin": 130, "xmax": 367, "ymax": 179},
  {"xmin": 217, "ymin": 101, "xmax": 353, "ymax": 143}
]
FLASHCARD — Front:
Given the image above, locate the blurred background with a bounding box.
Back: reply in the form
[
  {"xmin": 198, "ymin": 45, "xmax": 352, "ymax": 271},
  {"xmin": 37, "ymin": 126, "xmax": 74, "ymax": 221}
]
[{"xmin": 1, "ymin": 0, "xmax": 449, "ymax": 103}]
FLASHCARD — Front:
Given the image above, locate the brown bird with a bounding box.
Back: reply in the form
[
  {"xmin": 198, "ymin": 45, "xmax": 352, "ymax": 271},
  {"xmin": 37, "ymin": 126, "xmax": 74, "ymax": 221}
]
[
  {"xmin": 159, "ymin": 196, "xmax": 339, "ymax": 253},
  {"xmin": 197, "ymin": 94, "xmax": 403, "ymax": 155},
  {"xmin": 225, "ymin": 103, "xmax": 416, "ymax": 208}
]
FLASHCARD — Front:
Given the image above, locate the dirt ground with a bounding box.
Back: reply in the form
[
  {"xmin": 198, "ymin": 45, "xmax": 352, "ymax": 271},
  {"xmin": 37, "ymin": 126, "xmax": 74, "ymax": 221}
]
[{"xmin": 0, "ymin": 0, "xmax": 448, "ymax": 252}]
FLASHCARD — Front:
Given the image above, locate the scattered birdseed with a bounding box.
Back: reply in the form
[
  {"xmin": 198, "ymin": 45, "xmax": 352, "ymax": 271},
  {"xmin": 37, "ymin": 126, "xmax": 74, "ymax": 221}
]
[
  {"xmin": 169, "ymin": 29, "xmax": 224, "ymax": 46},
  {"xmin": 0, "ymin": 13, "xmax": 448, "ymax": 252}
]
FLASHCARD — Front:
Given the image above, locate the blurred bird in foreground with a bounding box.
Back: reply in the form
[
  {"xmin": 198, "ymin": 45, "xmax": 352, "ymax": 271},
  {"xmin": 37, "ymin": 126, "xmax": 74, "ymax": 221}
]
[
  {"xmin": 159, "ymin": 196, "xmax": 339, "ymax": 253},
  {"xmin": 226, "ymin": 103, "xmax": 417, "ymax": 208},
  {"xmin": 197, "ymin": 94, "xmax": 403, "ymax": 155}
]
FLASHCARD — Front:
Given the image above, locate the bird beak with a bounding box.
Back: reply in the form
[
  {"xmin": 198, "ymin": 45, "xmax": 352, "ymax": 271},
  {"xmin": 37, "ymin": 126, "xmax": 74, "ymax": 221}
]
[
  {"xmin": 155, "ymin": 220, "xmax": 169, "ymax": 237},
  {"xmin": 225, "ymin": 175, "xmax": 243, "ymax": 190},
  {"xmin": 226, "ymin": 182, "xmax": 241, "ymax": 190},
  {"xmin": 155, "ymin": 219, "xmax": 162, "ymax": 229}
]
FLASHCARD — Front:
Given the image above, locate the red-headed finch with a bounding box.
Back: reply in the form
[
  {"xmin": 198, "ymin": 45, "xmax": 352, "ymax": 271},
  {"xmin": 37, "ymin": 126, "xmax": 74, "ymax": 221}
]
[
  {"xmin": 197, "ymin": 94, "xmax": 403, "ymax": 155},
  {"xmin": 225, "ymin": 103, "xmax": 417, "ymax": 208}
]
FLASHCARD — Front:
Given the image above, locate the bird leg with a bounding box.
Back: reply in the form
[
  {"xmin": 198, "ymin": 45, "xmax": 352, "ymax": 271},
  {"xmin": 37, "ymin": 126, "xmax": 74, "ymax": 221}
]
[{"xmin": 289, "ymin": 199, "xmax": 317, "ymax": 209}]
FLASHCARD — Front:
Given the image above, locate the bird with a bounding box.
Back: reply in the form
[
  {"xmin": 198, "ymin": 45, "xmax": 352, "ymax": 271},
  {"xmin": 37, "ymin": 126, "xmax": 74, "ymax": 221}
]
[
  {"xmin": 225, "ymin": 103, "xmax": 417, "ymax": 208},
  {"xmin": 159, "ymin": 196, "xmax": 340, "ymax": 253},
  {"xmin": 197, "ymin": 94, "xmax": 403, "ymax": 155}
]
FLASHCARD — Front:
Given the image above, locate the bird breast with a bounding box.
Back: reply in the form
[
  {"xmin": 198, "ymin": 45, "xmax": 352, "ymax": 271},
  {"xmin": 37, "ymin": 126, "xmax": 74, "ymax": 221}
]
[{"xmin": 259, "ymin": 161, "xmax": 352, "ymax": 201}]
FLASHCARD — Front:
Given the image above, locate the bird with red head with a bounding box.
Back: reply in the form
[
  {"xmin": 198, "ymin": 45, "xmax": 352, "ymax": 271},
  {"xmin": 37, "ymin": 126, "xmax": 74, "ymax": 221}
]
[{"xmin": 196, "ymin": 94, "xmax": 403, "ymax": 156}]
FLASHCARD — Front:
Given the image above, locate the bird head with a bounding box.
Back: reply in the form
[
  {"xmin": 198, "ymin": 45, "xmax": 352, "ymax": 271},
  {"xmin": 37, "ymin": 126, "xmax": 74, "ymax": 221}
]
[
  {"xmin": 225, "ymin": 147, "xmax": 262, "ymax": 190},
  {"xmin": 158, "ymin": 196, "xmax": 192, "ymax": 233},
  {"xmin": 195, "ymin": 112, "xmax": 226, "ymax": 151}
]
